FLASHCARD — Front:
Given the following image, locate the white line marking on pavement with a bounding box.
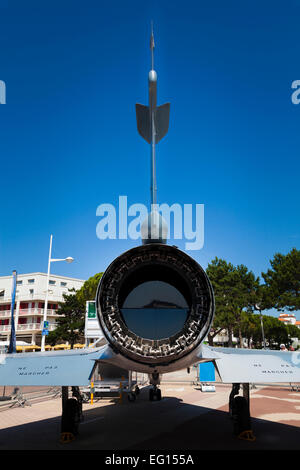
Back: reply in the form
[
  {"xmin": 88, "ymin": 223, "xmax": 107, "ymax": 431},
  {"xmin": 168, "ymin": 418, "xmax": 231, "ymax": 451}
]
[
  {"xmin": 252, "ymin": 394, "xmax": 300, "ymax": 403},
  {"xmin": 258, "ymin": 413, "xmax": 300, "ymax": 422}
]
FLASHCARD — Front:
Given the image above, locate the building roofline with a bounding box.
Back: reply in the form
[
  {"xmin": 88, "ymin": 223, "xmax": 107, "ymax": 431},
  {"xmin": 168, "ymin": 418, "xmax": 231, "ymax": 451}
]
[{"xmin": 0, "ymin": 272, "xmax": 85, "ymax": 282}]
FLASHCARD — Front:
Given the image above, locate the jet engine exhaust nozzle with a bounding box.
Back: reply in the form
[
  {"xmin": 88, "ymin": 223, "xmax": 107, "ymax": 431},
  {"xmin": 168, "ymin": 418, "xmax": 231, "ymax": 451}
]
[{"xmin": 96, "ymin": 244, "xmax": 214, "ymax": 366}]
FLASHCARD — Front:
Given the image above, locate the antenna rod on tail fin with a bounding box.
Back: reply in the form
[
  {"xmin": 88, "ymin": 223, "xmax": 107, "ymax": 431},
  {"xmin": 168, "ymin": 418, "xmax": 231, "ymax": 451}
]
[
  {"xmin": 136, "ymin": 24, "xmax": 170, "ymax": 244},
  {"xmin": 150, "ymin": 20, "xmax": 155, "ymax": 71},
  {"xmin": 149, "ymin": 22, "xmax": 157, "ymax": 208},
  {"xmin": 136, "ymin": 24, "xmax": 170, "ymax": 208}
]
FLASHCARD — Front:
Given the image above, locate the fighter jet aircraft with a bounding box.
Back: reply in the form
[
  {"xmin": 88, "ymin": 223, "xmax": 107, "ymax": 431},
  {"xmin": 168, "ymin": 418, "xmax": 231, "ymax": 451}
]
[{"xmin": 0, "ymin": 26, "xmax": 299, "ymax": 441}]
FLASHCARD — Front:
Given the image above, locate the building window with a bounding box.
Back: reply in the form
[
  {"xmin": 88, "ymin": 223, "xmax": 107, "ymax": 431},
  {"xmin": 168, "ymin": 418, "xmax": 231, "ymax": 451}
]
[
  {"xmin": 28, "ymin": 279, "xmax": 35, "ymax": 284},
  {"xmin": 49, "ymin": 280, "xmax": 56, "ymax": 285},
  {"xmin": 0, "ymin": 304, "xmax": 10, "ymax": 311},
  {"xmin": 60, "ymin": 282, "xmax": 67, "ymax": 287},
  {"xmin": 29, "ymin": 289, "xmax": 34, "ymax": 295},
  {"xmin": 20, "ymin": 302, "xmax": 29, "ymax": 309},
  {"xmin": 0, "ymin": 290, "xmax": 5, "ymax": 297},
  {"xmin": 16, "ymin": 280, "xmax": 23, "ymax": 285},
  {"xmin": 48, "ymin": 303, "xmax": 58, "ymax": 310}
]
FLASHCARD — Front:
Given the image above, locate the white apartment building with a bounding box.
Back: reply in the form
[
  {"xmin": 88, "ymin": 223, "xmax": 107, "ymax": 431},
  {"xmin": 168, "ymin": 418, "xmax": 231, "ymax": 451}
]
[
  {"xmin": 0, "ymin": 272, "xmax": 85, "ymax": 346},
  {"xmin": 278, "ymin": 313, "xmax": 300, "ymax": 328}
]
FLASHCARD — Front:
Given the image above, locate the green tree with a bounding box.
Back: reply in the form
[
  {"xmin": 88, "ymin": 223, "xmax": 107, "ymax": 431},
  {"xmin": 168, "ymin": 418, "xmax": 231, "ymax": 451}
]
[
  {"xmin": 46, "ymin": 291, "xmax": 85, "ymax": 349},
  {"xmin": 76, "ymin": 272, "xmax": 103, "ymax": 304},
  {"xmin": 233, "ymin": 313, "xmax": 292, "ymax": 349},
  {"xmin": 262, "ymin": 315, "xmax": 290, "ymax": 348},
  {"xmin": 286, "ymin": 324, "xmax": 300, "ymax": 346},
  {"xmin": 262, "ymin": 248, "xmax": 300, "ymax": 311},
  {"xmin": 206, "ymin": 258, "xmax": 235, "ymax": 346},
  {"xmin": 46, "ymin": 272, "xmax": 103, "ymax": 348},
  {"xmin": 206, "ymin": 258, "xmax": 260, "ymax": 347},
  {"xmin": 234, "ymin": 311, "xmax": 261, "ymax": 348}
]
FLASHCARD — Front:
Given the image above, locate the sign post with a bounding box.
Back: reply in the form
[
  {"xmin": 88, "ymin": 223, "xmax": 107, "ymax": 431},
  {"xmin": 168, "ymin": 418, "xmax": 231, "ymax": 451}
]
[
  {"xmin": 42, "ymin": 320, "xmax": 49, "ymax": 338},
  {"xmin": 84, "ymin": 301, "xmax": 104, "ymax": 346}
]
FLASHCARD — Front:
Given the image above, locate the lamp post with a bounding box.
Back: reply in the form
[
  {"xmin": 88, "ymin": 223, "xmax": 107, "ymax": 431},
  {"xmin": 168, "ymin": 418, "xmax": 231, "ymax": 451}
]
[
  {"xmin": 41, "ymin": 234, "xmax": 74, "ymax": 352},
  {"xmin": 255, "ymin": 303, "xmax": 266, "ymax": 350}
]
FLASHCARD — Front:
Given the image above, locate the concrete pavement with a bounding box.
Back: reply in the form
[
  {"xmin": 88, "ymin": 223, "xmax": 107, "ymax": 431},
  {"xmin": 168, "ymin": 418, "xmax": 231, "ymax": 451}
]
[{"xmin": 0, "ymin": 382, "xmax": 299, "ymax": 450}]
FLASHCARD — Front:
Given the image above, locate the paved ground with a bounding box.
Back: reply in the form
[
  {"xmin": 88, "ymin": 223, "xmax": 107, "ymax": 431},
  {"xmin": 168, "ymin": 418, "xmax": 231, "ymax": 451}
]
[{"xmin": 0, "ymin": 381, "xmax": 299, "ymax": 450}]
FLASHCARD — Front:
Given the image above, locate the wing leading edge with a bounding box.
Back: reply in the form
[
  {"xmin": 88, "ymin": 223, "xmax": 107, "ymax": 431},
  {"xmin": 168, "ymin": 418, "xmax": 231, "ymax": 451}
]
[{"xmin": 200, "ymin": 345, "xmax": 300, "ymax": 383}]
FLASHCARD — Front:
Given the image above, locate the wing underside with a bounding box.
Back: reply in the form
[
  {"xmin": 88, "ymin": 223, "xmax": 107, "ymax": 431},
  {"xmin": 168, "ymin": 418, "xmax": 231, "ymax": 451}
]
[
  {"xmin": 1, "ymin": 344, "xmax": 299, "ymax": 386},
  {"xmin": 200, "ymin": 345, "xmax": 300, "ymax": 383},
  {"xmin": 0, "ymin": 347, "xmax": 107, "ymax": 386}
]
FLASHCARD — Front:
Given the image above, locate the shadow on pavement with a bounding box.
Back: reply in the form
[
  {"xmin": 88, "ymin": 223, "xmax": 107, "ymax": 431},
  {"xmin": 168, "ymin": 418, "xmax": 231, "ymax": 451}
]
[{"xmin": 0, "ymin": 387, "xmax": 299, "ymax": 450}]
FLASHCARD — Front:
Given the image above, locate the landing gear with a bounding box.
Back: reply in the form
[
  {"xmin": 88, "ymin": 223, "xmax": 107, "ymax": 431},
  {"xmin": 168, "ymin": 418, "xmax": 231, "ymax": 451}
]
[
  {"xmin": 126, "ymin": 372, "xmax": 140, "ymax": 402},
  {"xmin": 229, "ymin": 383, "xmax": 255, "ymax": 441},
  {"xmin": 60, "ymin": 386, "xmax": 84, "ymax": 444},
  {"xmin": 126, "ymin": 384, "xmax": 140, "ymax": 402},
  {"xmin": 127, "ymin": 392, "xmax": 137, "ymax": 402},
  {"xmin": 149, "ymin": 372, "xmax": 162, "ymax": 401},
  {"xmin": 61, "ymin": 398, "xmax": 81, "ymax": 442},
  {"xmin": 149, "ymin": 386, "xmax": 162, "ymax": 401}
]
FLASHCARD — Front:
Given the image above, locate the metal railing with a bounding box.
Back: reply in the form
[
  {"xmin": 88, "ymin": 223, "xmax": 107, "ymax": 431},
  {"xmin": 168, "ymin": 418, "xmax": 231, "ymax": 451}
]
[
  {"xmin": 0, "ymin": 323, "xmax": 57, "ymax": 332},
  {"xmin": 0, "ymin": 308, "xmax": 59, "ymax": 318},
  {"xmin": 0, "ymin": 312, "xmax": 10, "ymax": 318}
]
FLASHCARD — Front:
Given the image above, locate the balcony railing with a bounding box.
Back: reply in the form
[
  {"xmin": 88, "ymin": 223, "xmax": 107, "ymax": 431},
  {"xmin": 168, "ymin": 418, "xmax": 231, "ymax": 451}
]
[
  {"xmin": 0, "ymin": 312, "xmax": 11, "ymax": 318},
  {"xmin": 19, "ymin": 308, "xmax": 58, "ymax": 316},
  {"xmin": 0, "ymin": 325, "xmax": 11, "ymax": 332},
  {"xmin": 0, "ymin": 323, "xmax": 57, "ymax": 332},
  {"xmin": 0, "ymin": 308, "xmax": 59, "ymax": 318}
]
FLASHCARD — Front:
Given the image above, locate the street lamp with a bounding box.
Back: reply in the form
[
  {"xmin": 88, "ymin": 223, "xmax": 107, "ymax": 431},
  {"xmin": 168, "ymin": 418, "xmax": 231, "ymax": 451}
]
[
  {"xmin": 41, "ymin": 234, "xmax": 74, "ymax": 352},
  {"xmin": 255, "ymin": 303, "xmax": 266, "ymax": 350}
]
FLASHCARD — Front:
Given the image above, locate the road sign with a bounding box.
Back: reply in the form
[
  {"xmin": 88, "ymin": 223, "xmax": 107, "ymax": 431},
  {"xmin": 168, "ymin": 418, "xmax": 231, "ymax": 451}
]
[{"xmin": 85, "ymin": 301, "xmax": 103, "ymax": 341}]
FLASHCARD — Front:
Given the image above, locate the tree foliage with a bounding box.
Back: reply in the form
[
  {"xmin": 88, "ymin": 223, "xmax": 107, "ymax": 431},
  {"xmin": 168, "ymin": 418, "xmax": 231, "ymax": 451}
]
[
  {"xmin": 46, "ymin": 290, "xmax": 85, "ymax": 348},
  {"xmin": 76, "ymin": 272, "xmax": 103, "ymax": 304},
  {"xmin": 234, "ymin": 313, "xmax": 300, "ymax": 349},
  {"xmin": 262, "ymin": 248, "xmax": 300, "ymax": 311},
  {"xmin": 206, "ymin": 258, "xmax": 260, "ymax": 347},
  {"xmin": 46, "ymin": 272, "xmax": 103, "ymax": 348}
]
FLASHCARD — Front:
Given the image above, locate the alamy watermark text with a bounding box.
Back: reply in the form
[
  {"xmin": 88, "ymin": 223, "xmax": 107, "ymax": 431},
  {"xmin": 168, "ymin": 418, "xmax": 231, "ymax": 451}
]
[{"xmin": 96, "ymin": 196, "xmax": 204, "ymax": 251}]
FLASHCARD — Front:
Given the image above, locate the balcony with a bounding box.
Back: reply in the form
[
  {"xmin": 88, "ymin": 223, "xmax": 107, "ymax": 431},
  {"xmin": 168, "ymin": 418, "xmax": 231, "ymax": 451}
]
[
  {"xmin": 0, "ymin": 308, "xmax": 59, "ymax": 318},
  {"xmin": 0, "ymin": 311, "xmax": 11, "ymax": 318},
  {"xmin": 20, "ymin": 308, "xmax": 59, "ymax": 316},
  {"xmin": 0, "ymin": 323, "xmax": 57, "ymax": 333}
]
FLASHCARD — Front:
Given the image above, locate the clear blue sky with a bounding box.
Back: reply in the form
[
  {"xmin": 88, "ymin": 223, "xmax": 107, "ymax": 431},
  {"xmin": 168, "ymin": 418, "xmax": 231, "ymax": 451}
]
[{"xmin": 0, "ymin": 1, "xmax": 299, "ymax": 316}]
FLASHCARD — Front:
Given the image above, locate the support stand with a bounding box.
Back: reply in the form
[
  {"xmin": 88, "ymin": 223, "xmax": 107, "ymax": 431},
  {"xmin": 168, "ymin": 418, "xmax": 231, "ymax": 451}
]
[
  {"xmin": 127, "ymin": 370, "xmax": 138, "ymax": 402},
  {"xmin": 46, "ymin": 386, "xmax": 61, "ymax": 398},
  {"xmin": 229, "ymin": 383, "xmax": 255, "ymax": 442},
  {"xmin": 149, "ymin": 372, "xmax": 162, "ymax": 401},
  {"xmin": 9, "ymin": 387, "xmax": 31, "ymax": 408},
  {"xmin": 60, "ymin": 386, "xmax": 83, "ymax": 444}
]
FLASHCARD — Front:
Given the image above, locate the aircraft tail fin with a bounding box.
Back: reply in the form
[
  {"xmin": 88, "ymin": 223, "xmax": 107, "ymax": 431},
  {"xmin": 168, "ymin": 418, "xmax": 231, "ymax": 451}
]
[
  {"xmin": 136, "ymin": 103, "xmax": 170, "ymax": 144},
  {"xmin": 136, "ymin": 104, "xmax": 151, "ymax": 143},
  {"xmin": 155, "ymin": 103, "xmax": 170, "ymax": 143}
]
